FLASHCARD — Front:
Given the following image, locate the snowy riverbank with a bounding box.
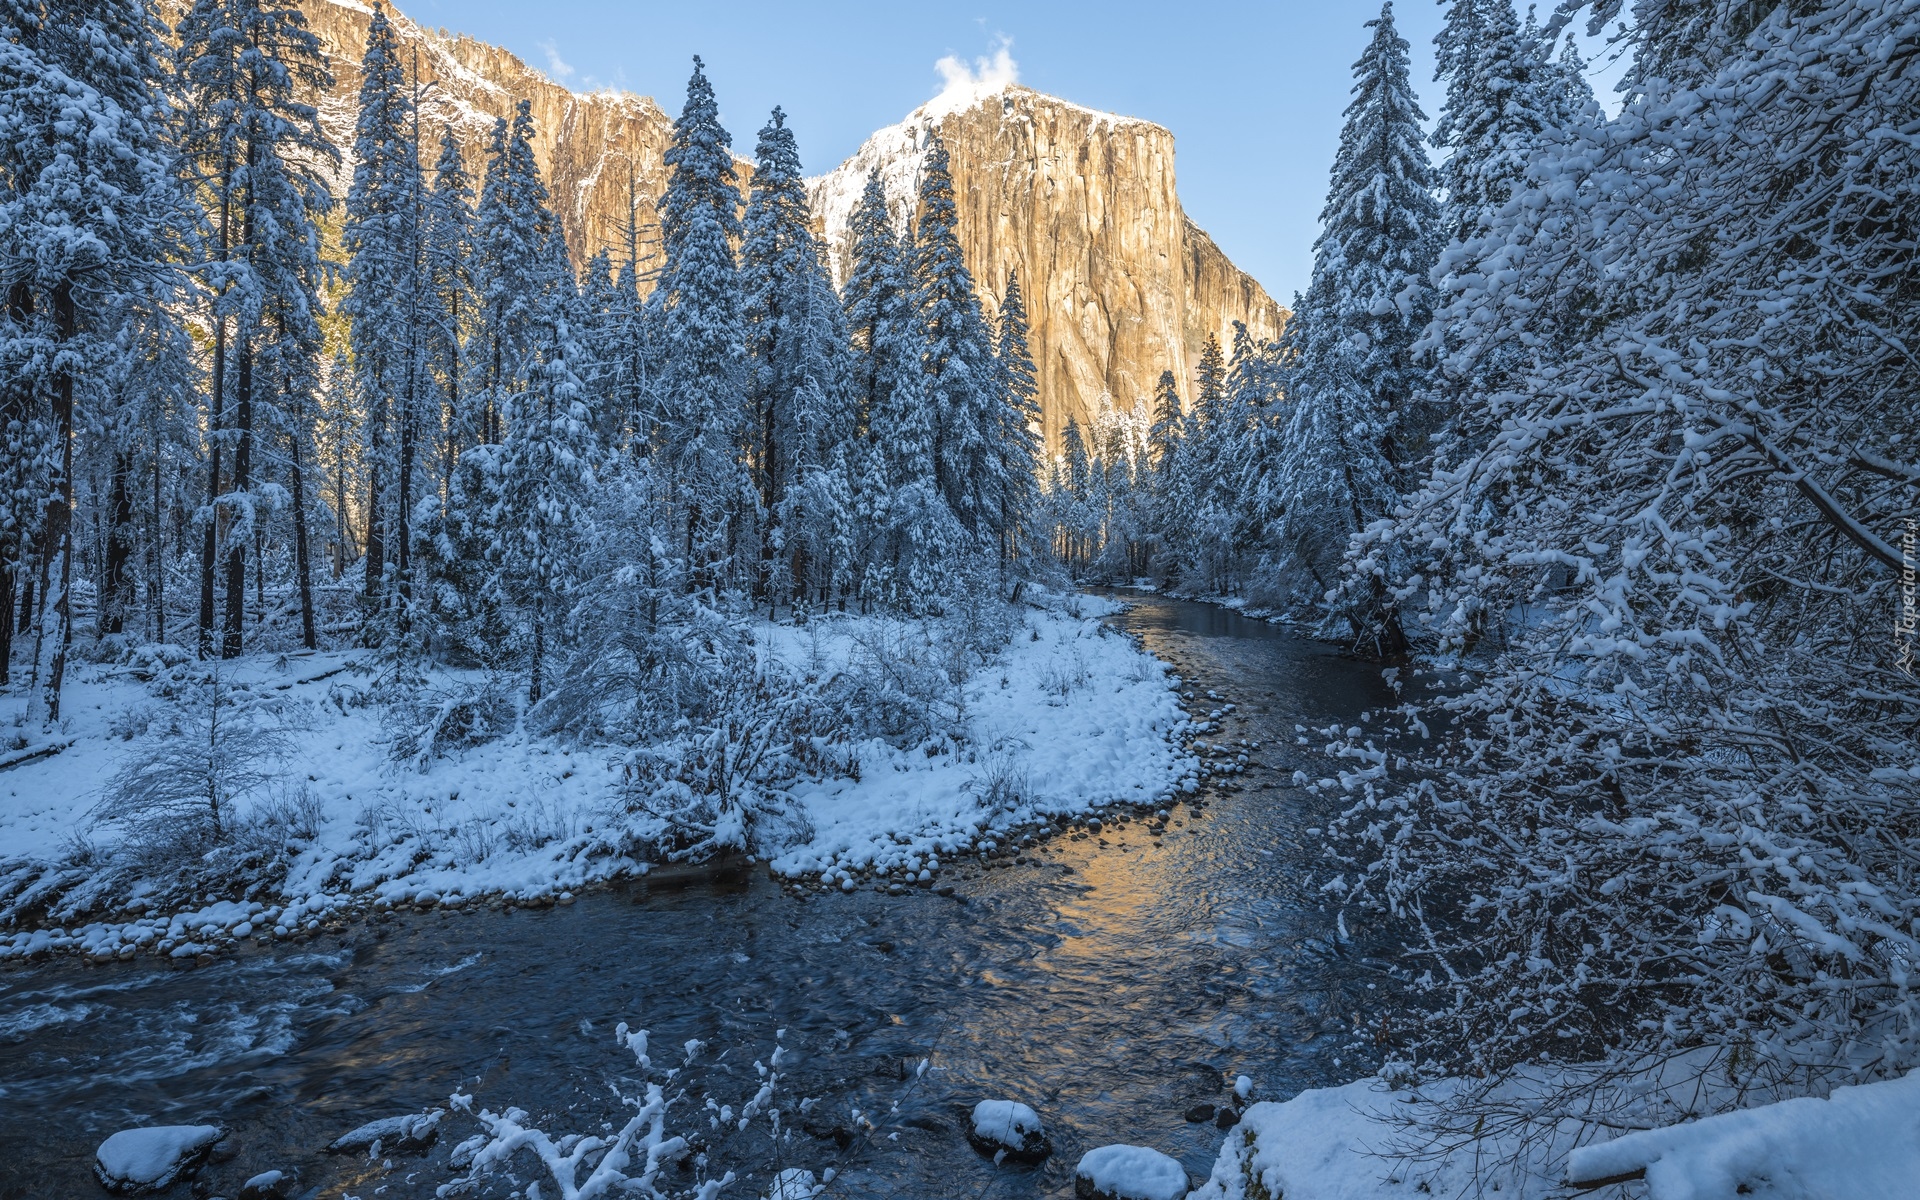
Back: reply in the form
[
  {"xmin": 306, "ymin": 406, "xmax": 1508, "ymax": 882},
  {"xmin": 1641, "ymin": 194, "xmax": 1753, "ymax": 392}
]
[
  {"xmin": 1, "ymin": 591, "xmax": 1199, "ymax": 963},
  {"xmin": 1191, "ymin": 1065, "xmax": 1920, "ymax": 1200}
]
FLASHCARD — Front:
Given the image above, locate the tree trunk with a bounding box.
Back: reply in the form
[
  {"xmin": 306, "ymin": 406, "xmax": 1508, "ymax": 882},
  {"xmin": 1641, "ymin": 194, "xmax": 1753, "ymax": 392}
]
[
  {"xmin": 0, "ymin": 279, "xmax": 29, "ymax": 686},
  {"xmin": 101, "ymin": 451, "xmax": 134, "ymax": 636},
  {"xmin": 151, "ymin": 444, "xmax": 165, "ymax": 644},
  {"xmin": 42, "ymin": 282, "xmax": 76, "ymax": 723},
  {"xmin": 287, "ymin": 402, "xmax": 317, "ymax": 650},
  {"xmin": 223, "ymin": 325, "xmax": 251, "ymax": 658},
  {"xmin": 527, "ymin": 600, "xmax": 544, "ymax": 705},
  {"xmin": 396, "ymin": 357, "xmax": 415, "ymax": 639}
]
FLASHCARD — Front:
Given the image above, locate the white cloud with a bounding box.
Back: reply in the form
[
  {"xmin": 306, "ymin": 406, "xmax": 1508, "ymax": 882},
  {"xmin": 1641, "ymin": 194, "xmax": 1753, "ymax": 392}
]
[
  {"xmin": 538, "ymin": 38, "xmax": 575, "ymax": 82},
  {"xmin": 927, "ymin": 35, "xmax": 1018, "ymax": 118}
]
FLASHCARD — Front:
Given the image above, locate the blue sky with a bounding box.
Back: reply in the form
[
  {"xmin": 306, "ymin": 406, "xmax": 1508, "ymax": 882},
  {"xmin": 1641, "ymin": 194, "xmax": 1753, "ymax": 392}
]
[{"xmin": 397, "ymin": 1, "xmax": 1619, "ymax": 301}]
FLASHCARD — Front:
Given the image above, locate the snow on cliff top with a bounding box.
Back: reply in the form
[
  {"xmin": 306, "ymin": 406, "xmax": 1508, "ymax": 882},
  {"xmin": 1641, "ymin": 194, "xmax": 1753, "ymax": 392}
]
[{"xmin": 807, "ymin": 82, "xmax": 1158, "ymax": 285}]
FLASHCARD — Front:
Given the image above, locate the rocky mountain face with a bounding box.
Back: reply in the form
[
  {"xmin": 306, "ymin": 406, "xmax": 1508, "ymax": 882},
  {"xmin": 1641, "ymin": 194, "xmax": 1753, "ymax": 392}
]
[
  {"xmin": 293, "ymin": 0, "xmax": 1284, "ymax": 449},
  {"xmin": 810, "ymin": 87, "xmax": 1286, "ymax": 448}
]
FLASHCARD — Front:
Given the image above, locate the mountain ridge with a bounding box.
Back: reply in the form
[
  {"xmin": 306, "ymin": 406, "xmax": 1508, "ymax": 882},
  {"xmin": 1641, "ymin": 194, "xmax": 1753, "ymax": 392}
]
[{"xmin": 292, "ymin": 0, "xmax": 1285, "ymax": 446}]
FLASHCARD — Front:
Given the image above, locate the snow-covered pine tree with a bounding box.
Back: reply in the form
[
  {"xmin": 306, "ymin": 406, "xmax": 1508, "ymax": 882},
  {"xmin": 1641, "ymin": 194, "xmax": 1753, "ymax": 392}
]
[
  {"xmin": 491, "ymin": 233, "xmax": 597, "ymax": 706},
  {"xmin": 657, "ymin": 58, "xmax": 752, "ymax": 597},
  {"xmin": 1147, "ymin": 370, "xmax": 1183, "ymax": 475},
  {"xmin": 912, "ymin": 130, "xmax": 1000, "ymax": 548},
  {"xmin": 844, "ymin": 170, "xmax": 931, "ymax": 491},
  {"xmin": 1256, "ymin": 1, "xmax": 1434, "ymax": 650},
  {"xmin": 341, "ymin": 3, "xmax": 427, "ymax": 645},
  {"xmin": 470, "ymin": 103, "xmax": 551, "ymax": 450},
  {"xmin": 423, "ymin": 122, "xmax": 473, "ymax": 490},
  {"xmin": 742, "ymin": 107, "xmax": 856, "ymax": 605},
  {"xmin": 1423, "ymin": 0, "xmax": 1591, "ymax": 441},
  {"xmin": 992, "ymin": 269, "xmax": 1041, "ymax": 566},
  {"xmin": 1, "ymin": 0, "xmax": 186, "ymax": 715}
]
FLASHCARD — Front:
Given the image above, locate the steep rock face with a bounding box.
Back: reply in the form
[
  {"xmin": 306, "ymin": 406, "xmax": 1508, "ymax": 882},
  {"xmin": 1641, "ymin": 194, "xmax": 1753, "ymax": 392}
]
[
  {"xmin": 293, "ymin": 1, "xmax": 1283, "ymax": 450},
  {"xmin": 810, "ymin": 87, "xmax": 1286, "ymax": 449},
  {"xmin": 296, "ymin": 0, "xmax": 675, "ymax": 267}
]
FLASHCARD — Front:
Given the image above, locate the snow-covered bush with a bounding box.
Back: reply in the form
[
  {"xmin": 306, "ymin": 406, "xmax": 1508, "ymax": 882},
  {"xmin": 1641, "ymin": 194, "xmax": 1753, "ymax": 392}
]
[
  {"xmin": 381, "ymin": 672, "xmax": 517, "ymax": 769},
  {"xmin": 619, "ymin": 660, "xmax": 851, "ymax": 861},
  {"xmin": 441, "ymin": 1022, "xmax": 816, "ymax": 1200},
  {"xmin": 1326, "ymin": 0, "xmax": 1920, "ymax": 1135},
  {"xmin": 96, "ymin": 666, "xmax": 298, "ymax": 846}
]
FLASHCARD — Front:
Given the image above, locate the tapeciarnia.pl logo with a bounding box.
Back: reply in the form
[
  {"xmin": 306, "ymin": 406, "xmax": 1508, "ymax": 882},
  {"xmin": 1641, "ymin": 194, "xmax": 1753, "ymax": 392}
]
[{"xmin": 1900, "ymin": 518, "xmax": 1917, "ymax": 676}]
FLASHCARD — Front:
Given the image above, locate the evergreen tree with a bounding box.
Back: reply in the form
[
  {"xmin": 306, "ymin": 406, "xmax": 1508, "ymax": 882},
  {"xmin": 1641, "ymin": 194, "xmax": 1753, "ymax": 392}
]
[
  {"xmin": 1255, "ymin": 2, "xmax": 1435, "ymax": 650},
  {"xmin": 992, "ymin": 269, "xmax": 1041, "ymax": 564},
  {"xmin": 470, "ymin": 103, "xmax": 551, "ymax": 450},
  {"xmin": 423, "ymin": 122, "xmax": 473, "ymax": 489},
  {"xmin": 844, "ymin": 170, "xmax": 929, "ymax": 490},
  {"xmin": 491, "ymin": 266, "xmax": 597, "ymax": 705},
  {"xmin": 341, "ymin": 3, "xmax": 426, "ymax": 642},
  {"xmin": 912, "ymin": 131, "xmax": 999, "ymax": 543},
  {"xmin": 173, "ymin": 0, "xmax": 332, "ymax": 662},
  {"xmin": 1148, "ymin": 371, "xmax": 1182, "ymax": 468},
  {"xmin": 657, "ymin": 57, "xmax": 752, "ymax": 595},
  {"xmin": 742, "ymin": 107, "xmax": 855, "ymax": 603}
]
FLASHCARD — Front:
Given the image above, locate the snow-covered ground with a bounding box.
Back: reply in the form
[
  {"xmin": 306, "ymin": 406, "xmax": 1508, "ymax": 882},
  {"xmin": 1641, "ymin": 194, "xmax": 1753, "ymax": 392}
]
[
  {"xmin": 1192, "ymin": 1067, "xmax": 1920, "ymax": 1200},
  {"xmin": 1, "ymin": 592, "xmax": 1197, "ymax": 962}
]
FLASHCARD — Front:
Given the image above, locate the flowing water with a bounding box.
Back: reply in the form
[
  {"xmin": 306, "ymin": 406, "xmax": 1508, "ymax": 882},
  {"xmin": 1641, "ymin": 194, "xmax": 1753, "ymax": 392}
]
[{"xmin": 0, "ymin": 594, "xmax": 1407, "ymax": 1200}]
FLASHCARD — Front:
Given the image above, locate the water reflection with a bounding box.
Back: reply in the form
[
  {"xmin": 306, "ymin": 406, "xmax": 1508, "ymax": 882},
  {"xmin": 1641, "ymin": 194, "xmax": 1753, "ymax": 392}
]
[{"xmin": 0, "ymin": 594, "xmax": 1404, "ymax": 1200}]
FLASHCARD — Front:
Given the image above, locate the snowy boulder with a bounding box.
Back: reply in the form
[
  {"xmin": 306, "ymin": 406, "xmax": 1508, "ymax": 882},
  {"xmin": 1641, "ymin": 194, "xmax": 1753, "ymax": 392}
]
[
  {"xmin": 237, "ymin": 1169, "xmax": 295, "ymax": 1200},
  {"xmin": 324, "ymin": 1108, "xmax": 443, "ymax": 1156},
  {"xmin": 1075, "ymin": 1144, "xmax": 1191, "ymax": 1200},
  {"xmin": 93, "ymin": 1125, "xmax": 223, "ymax": 1194},
  {"xmin": 764, "ymin": 1167, "xmax": 824, "ymax": 1199},
  {"xmin": 968, "ymin": 1099, "xmax": 1051, "ymax": 1161}
]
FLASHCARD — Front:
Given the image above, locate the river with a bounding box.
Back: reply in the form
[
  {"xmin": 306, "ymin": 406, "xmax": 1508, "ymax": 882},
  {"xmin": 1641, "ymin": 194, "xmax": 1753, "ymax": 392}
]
[{"xmin": 0, "ymin": 593, "xmax": 1406, "ymax": 1200}]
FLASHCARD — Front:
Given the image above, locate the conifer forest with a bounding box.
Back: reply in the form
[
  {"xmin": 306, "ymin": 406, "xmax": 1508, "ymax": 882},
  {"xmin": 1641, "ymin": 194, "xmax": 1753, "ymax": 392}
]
[{"xmin": 0, "ymin": 0, "xmax": 1916, "ymax": 1197}]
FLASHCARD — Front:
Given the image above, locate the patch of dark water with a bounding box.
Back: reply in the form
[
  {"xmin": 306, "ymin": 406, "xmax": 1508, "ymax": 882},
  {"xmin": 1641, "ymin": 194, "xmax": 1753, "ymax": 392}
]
[{"xmin": 0, "ymin": 594, "xmax": 1410, "ymax": 1200}]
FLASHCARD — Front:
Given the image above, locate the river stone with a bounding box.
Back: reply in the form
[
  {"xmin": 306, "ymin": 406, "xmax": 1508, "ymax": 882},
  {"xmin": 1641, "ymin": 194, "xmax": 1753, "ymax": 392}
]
[
  {"xmin": 1183, "ymin": 1103, "xmax": 1216, "ymax": 1123},
  {"xmin": 967, "ymin": 1099, "xmax": 1051, "ymax": 1161},
  {"xmin": 325, "ymin": 1108, "xmax": 443, "ymax": 1156},
  {"xmin": 1074, "ymin": 1144, "xmax": 1190, "ymax": 1200},
  {"xmin": 237, "ymin": 1168, "xmax": 295, "ymax": 1199},
  {"xmin": 93, "ymin": 1125, "xmax": 223, "ymax": 1194}
]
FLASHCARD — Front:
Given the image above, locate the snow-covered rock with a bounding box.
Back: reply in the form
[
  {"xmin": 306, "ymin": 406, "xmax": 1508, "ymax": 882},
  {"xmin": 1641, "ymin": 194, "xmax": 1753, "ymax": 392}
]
[
  {"xmin": 967, "ymin": 1099, "xmax": 1051, "ymax": 1160},
  {"xmin": 237, "ymin": 1169, "xmax": 294, "ymax": 1200},
  {"xmin": 324, "ymin": 1108, "xmax": 443, "ymax": 1156},
  {"xmin": 93, "ymin": 1125, "xmax": 222, "ymax": 1194},
  {"xmin": 764, "ymin": 1167, "xmax": 824, "ymax": 1199},
  {"xmin": 1074, "ymin": 1144, "xmax": 1191, "ymax": 1200}
]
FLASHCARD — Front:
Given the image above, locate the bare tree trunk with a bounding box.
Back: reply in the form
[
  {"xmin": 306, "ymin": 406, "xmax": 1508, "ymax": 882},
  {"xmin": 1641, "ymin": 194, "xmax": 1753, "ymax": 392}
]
[{"xmin": 42, "ymin": 282, "xmax": 76, "ymax": 723}]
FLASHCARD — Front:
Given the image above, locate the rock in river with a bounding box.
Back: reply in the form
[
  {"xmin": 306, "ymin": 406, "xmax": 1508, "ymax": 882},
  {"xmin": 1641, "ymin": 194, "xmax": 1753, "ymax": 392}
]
[
  {"xmin": 1074, "ymin": 1143, "xmax": 1191, "ymax": 1200},
  {"xmin": 93, "ymin": 1125, "xmax": 222, "ymax": 1195},
  {"xmin": 967, "ymin": 1099, "xmax": 1051, "ymax": 1161}
]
